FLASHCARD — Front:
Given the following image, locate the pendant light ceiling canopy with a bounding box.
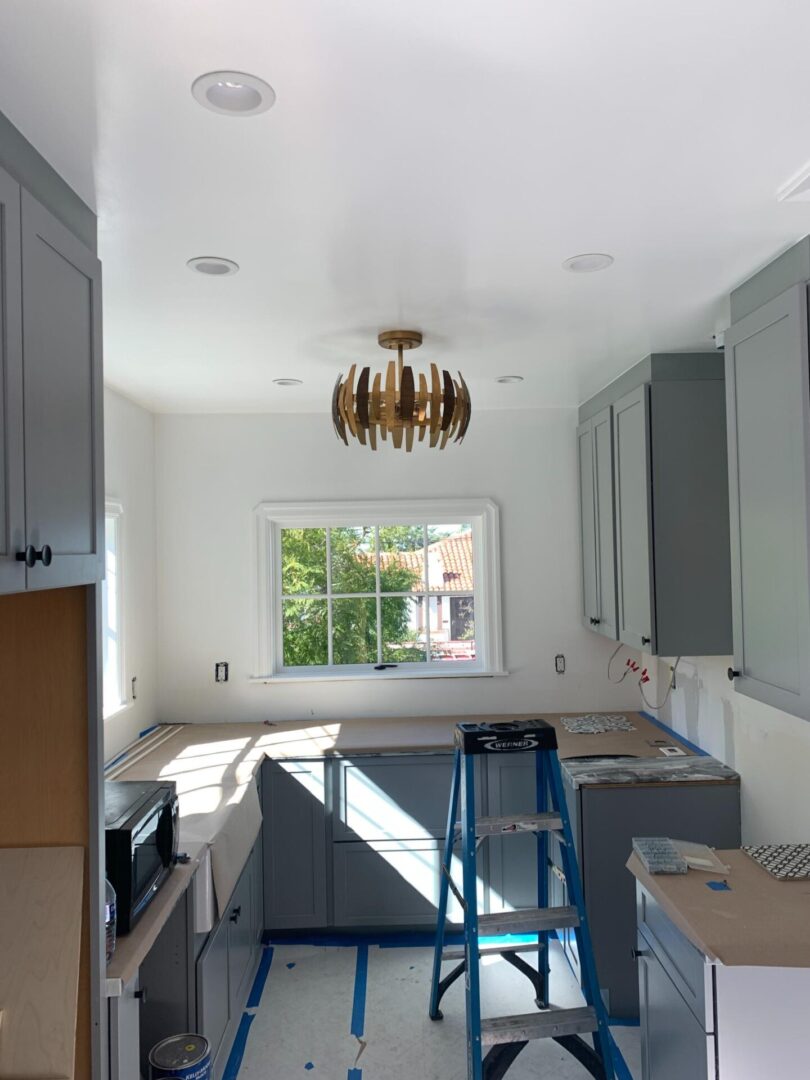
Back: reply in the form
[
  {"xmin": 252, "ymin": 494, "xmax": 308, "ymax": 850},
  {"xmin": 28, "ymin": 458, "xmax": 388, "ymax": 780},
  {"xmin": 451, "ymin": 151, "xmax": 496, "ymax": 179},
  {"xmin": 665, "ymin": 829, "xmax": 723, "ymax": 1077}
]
[{"xmin": 332, "ymin": 331, "xmax": 472, "ymax": 451}]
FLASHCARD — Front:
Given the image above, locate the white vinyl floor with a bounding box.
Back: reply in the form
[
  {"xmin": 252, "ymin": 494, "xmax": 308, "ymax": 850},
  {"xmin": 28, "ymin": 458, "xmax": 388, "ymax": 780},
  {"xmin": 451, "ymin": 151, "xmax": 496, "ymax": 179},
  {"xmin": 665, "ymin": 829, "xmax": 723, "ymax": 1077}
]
[{"xmin": 234, "ymin": 937, "xmax": 641, "ymax": 1080}]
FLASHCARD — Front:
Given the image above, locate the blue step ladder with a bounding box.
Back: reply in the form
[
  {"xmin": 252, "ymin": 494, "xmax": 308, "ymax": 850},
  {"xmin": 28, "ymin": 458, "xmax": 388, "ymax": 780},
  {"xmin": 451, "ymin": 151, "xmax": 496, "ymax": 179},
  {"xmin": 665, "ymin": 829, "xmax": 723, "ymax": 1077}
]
[{"xmin": 428, "ymin": 721, "xmax": 616, "ymax": 1080}]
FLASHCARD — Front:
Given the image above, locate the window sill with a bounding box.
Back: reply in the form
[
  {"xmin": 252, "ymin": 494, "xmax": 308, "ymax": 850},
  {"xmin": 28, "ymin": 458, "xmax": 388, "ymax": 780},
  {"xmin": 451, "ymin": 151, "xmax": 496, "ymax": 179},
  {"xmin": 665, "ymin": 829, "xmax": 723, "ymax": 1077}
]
[{"xmin": 249, "ymin": 669, "xmax": 509, "ymax": 685}]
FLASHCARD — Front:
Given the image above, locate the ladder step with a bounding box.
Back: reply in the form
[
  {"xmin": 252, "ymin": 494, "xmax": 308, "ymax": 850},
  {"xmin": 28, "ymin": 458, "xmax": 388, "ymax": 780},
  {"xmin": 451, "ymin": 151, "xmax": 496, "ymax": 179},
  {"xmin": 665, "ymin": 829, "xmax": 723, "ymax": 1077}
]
[
  {"xmin": 481, "ymin": 1006, "xmax": 598, "ymax": 1047},
  {"xmin": 478, "ymin": 906, "xmax": 580, "ymax": 936},
  {"xmin": 459, "ymin": 812, "xmax": 563, "ymax": 837},
  {"xmin": 441, "ymin": 941, "xmax": 543, "ymax": 961}
]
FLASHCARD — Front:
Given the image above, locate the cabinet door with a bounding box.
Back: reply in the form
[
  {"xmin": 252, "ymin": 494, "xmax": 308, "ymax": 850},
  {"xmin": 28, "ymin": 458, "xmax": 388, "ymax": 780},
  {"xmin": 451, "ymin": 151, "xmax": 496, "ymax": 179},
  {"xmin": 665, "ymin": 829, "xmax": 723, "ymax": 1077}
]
[
  {"xmin": 333, "ymin": 839, "xmax": 470, "ymax": 926},
  {"xmin": 0, "ymin": 166, "xmax": 25, "ymax": 593},
  {"xmin": 613, "ymin": 385, "xmax": 655, "ymax": 651},
  {"xmin": 592, "ymin": 405, "xmax": 618, "ymax": 638},
  {"xmin": 196, "ymin": 914, "xmax": 230, "ymax": 1064},
  {"xmin": 263, "ymin": 759, "xmax": 328, "ymax": 929},
  {"xmin": 577, "ymin": 418, "xmax": 599, "ymax": 629},
  {"xmin": 638, "ymin": 935, "xmax": 711, "ymax": 1080},
  {"xmin": 227, "ymin": 865, "xmax": 254, "ymax": 1019},
  {"xmin": 20, "ymin": 190, "xmax": 103, "ymax": 590},
  {"xmin": 333, "ymin": 753, "xmax": 464, "ymax": 842},
  {"xmin": 725, "ymin": 285, "xmax": 810, "ymax": 719}
]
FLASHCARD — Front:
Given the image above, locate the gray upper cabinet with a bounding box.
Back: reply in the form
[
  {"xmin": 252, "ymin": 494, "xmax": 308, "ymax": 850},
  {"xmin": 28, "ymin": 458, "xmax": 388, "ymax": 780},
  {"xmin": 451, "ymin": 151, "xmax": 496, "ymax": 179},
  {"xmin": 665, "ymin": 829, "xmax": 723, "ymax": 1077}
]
[
  {"xmin": 0, "ymin": 167, "xmax": 25, "ymax": 593},
  {"xmin": 725, "ymin": 284, "xmax": 810, "ymax": 718},
  {"xmin": 0, "ymin": 169, "xmax": 103, "ymax": 594},
  {"xmin": 614, "ymin": 387, "xmax": 654, "ymax": 650},
  {"xmin": 20, "ymin": 191, "xmax": 103, "ymax": 590},
  {"xmin": 577, "ymin": 407, "xmax": 618, "ymax": 639},
  {"xmin": 580, "ymin": 354, "xmax": 732, "ymax": 657}
]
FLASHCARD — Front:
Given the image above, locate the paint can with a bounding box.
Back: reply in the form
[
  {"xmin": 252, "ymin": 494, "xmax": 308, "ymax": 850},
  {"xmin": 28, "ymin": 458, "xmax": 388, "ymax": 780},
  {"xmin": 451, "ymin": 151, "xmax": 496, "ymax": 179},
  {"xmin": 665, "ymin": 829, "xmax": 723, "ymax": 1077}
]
[{"xmin": 149, "ymin": 1034, "xmax": 211, "ymax": 1080}]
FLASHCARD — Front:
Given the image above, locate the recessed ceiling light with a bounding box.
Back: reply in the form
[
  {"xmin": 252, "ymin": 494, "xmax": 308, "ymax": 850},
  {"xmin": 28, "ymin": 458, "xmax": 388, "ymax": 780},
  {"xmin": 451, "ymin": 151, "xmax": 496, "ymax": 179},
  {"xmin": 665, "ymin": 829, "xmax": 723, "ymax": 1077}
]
[
  {"xmin": 496, "ymin": 375, "xmax": 524, "ymax": 384},
  {"xmin": 191, "ymin": 71, "xmax": 276, "ymax": 116},
  {"xmin": 273, "ymin": 378, "xmax": 303, "ymax": 387},
  {"xmin": 563, "ymin": 253, "xmax": 615, "ymax": 273},
  {"xmin": 187, "ymin": 256, "xmax": 239, "ymax": 276}
]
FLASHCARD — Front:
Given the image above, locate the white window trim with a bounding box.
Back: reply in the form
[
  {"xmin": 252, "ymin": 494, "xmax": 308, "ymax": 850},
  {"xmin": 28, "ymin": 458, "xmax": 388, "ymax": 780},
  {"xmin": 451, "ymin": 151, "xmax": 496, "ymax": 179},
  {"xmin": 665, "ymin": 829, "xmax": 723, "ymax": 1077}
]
[
  {"xmin": 103, "ymin": 499, "xmax": 128, "ymax": 719},
  {"xmin": 252, "ymin": 498, "xmax": 505, "ymax": 682}
]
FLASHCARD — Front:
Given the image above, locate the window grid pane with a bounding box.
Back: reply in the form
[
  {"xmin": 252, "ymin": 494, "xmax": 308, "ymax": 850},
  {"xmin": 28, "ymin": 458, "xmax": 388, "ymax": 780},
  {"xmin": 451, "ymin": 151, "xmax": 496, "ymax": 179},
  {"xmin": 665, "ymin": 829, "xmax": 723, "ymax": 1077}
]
[{"xmin": 279, "ymin": 520, "xmax": 478, "ymax": 670}]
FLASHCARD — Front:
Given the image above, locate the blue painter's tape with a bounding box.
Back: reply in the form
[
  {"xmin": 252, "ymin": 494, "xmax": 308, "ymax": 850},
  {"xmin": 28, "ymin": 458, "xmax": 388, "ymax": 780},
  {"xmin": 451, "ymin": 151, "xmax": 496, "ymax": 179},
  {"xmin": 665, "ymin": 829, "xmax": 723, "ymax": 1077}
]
[
  {"xmin": 266, "ymin": 930, "xmax": 466, "ymax": 949},
  {"xmin": 138, "ymin": 723, "xmax": 160, "ymax": 739},
  {"xmin": 707, "ymin": 880, "xmax": 731, "ymax": 891},
  {"xmin": 221, "ymin": 1012, "xmax": 255, "ymax": 1080},
  {"xmin": 246, "ymin": 946, "xmax": 274, "ymax": 1009},
  {"xmin": 348, "ymin": 1070, "xmax": 362, "ymax": 1080},
  {"xmin": 639, "ymin": 711, "xmax": 708, "ymax": 757},
  {"xmin": 287, "ymin": 962, "xmax": 296, "ymax": 969},
  {"xmin": 304, "ymin": 1064, "xmax": 314, "ymax": 1071},
  {"xmin": 351, "ymin": 945, "xmax": 369, "ymax": 1037}
]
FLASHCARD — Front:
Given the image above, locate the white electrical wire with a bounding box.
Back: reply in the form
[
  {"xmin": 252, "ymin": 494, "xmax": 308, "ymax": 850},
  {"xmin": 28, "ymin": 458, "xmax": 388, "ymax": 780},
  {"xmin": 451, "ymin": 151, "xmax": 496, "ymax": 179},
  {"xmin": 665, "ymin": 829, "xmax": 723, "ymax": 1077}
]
[
  {"xmin": 639, "ymin": 657, "xmax": 682, "ymax": 711},
  {"xmin": 607, "ymin": 642, "xmax": 631, "ymax": 684}
]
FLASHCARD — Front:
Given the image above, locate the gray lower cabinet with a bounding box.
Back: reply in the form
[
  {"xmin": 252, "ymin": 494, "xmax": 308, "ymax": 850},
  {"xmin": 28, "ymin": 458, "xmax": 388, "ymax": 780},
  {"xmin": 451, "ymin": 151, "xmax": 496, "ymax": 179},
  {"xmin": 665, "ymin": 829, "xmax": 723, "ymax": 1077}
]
[
  {"xmin": 197, "ymin": 908, "xmax": 231, "ymax": 1065},
  {"xmin": 577, "ymin": 406, "xmax": 617, "ymax": 639},
  {"xmin": 725, "ymin": 283, "xmax": 810, "ymax": 719},
  {"xmin": 263, "ymin": 758, "xmax": 328, "ymax": 929},
  {"xmin": 579, "ymin": 353, "xmax": 732, "ymax": 656},
  {"xmin": 0, "ymin": 164, "xmax": 103, "ymax": 594},
  {"xmin": 637, "ymin": 934, "xmax": 710, "ymax": 1080},
  {"xmin": 196, "ymin": 840, "xmax": 264, "ymax": 1079},
  {"xmin": 485, "ymin": 754, "xmax": 739, "ymax": 1019},
  {"xmin": 0, "ymin": 166, "xmax": 25, "ymax": 594}
]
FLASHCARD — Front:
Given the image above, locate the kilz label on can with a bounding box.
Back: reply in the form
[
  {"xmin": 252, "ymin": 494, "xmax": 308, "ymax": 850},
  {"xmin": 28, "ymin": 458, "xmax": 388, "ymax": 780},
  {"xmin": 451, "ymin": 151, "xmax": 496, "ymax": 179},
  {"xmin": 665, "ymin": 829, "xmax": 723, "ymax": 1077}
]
[{"xmin": 149, "ymin": 1034, "xmax": 211, "ymax": 1080}]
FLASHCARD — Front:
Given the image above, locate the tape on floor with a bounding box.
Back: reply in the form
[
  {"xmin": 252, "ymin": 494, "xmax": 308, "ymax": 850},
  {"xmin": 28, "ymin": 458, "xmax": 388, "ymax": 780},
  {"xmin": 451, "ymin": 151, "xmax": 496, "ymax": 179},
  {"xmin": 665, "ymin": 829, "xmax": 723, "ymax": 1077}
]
[
  {"xmin": 247, "ymin": 946, "xmax": 274, "ymax": 1009},
  {"xmin": 222, "ymin": 1012, "xmax": 255, "ymax": 1080}
]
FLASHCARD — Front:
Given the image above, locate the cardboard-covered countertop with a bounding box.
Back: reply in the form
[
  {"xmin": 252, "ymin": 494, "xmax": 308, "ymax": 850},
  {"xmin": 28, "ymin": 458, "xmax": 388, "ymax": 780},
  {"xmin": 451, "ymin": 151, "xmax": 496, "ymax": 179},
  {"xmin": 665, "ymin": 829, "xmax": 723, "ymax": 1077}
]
[
  {"xmin": 110, "ymin": 711, "xmax": 724, "ymax": 919},
  {"xmin": 627, "ymin": 849, "xmax": 810, "ymax": 967}
]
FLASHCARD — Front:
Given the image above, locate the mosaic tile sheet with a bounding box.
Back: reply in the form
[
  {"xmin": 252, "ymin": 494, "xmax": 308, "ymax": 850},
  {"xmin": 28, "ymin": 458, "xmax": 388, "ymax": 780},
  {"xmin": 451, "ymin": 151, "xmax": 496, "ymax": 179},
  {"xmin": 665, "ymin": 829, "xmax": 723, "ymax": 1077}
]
[
  {"xmin": 633, "ymin": 837, "xmax": 688, "ymax": 874},
  {"xmin": 561, "ymin": 713, "xmax": 636, "ymax": 734},
  {"xmin": 743, "ymin": 844, "xmax": 810, "ymax": 880}
]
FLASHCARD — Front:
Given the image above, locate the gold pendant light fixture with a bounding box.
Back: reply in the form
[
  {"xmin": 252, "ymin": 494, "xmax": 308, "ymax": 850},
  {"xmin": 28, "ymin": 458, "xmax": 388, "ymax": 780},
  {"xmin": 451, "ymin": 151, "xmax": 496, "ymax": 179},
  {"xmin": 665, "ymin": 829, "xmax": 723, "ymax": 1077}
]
[{"xmin": 332, "ymin": 330, "xmax": 472, "ymax": 451}]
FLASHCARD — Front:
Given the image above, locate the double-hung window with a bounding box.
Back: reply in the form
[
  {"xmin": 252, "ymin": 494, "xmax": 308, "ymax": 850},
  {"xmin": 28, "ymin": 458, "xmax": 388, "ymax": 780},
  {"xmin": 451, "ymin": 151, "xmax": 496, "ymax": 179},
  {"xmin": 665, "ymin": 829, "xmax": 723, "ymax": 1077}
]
[{"xmin": 254, "ymin": 499, "xmax": 503, "ymax": 680}]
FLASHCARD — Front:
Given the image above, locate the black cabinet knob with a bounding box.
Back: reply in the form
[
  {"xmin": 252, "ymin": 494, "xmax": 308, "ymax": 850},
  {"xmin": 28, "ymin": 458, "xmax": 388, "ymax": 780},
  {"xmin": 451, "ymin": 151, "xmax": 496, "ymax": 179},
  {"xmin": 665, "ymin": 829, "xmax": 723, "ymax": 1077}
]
[
  {"xmin": 134, "ymin": 987, "xmax": 148, "ymax": 1003},
  {"xmin": 727, "ymin": 667, "xmax": 740, "ymax": 681},
  {"xmin": 589, "ymin": 617, "xmax": 601, "ymax": 626},
  {"xmin": 229, "ymin": 905, "xmax": 242, "ymax": 923},
  {"xmin": 631, "ymin": 948, "xmax": 648, "ymax": 960},
  {"xmin": 16, "ymin": 544, "xmax": 52, "ymax": 568},
  {"xmin": 641, "ymin": 636, "xmax": 651, "ymax": 646}
]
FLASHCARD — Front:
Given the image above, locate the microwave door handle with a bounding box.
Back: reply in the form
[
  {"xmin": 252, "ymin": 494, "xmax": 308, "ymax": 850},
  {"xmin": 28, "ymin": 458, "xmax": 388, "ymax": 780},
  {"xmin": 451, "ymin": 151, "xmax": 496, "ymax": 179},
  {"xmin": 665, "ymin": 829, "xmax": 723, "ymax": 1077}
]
[{"xmin": 156, "ymin": 804, "xmax": 175, "ymax": 868}]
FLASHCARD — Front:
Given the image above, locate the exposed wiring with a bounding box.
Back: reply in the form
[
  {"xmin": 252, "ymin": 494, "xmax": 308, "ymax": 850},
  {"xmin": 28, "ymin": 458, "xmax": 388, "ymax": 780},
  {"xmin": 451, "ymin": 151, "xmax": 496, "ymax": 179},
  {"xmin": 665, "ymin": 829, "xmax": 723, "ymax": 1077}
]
[
  {"xmin": 639, "ymin": 657, "xmax": 682, "ymax": 711},
  {"xmin": 607, "ymin": 642, "xmax": 641, "ymax": 684}
]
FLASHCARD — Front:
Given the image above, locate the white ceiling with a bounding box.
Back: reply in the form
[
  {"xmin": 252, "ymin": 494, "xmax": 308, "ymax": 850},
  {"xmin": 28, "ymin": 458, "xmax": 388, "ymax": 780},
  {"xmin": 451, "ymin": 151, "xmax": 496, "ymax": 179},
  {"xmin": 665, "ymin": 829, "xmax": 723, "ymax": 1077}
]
[{"xmin": 3, "ymin": 0, "xmax": 810, "ymax": 413}]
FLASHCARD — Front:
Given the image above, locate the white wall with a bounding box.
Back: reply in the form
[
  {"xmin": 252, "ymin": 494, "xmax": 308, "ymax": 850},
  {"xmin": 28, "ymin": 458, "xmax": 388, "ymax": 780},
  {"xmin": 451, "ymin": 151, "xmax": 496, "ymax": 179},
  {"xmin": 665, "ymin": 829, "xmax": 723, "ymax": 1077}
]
[
  {"xmin": 103, "ymin": 388, "xmax": 158, "ymax": 758},
  {"xmin": 653, "ymin": 655, "xmax": 810, "ymax": 845},
  {"xmin": 154, "ymin": 409, "xmax": 639, "ymax": 725}
]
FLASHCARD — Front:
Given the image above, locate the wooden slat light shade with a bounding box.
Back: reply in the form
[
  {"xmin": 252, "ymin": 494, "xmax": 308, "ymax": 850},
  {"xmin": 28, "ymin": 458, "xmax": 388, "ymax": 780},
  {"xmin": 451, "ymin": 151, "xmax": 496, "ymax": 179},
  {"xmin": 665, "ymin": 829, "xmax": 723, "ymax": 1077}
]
[{"xmin": 332, "ymin": 358, "xmax": 472, "ymax": 451}]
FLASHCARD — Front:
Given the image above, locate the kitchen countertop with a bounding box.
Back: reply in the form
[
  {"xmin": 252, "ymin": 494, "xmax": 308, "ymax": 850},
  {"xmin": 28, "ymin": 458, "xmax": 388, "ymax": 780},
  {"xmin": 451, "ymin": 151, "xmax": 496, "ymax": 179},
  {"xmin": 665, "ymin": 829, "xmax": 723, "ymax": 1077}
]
[
  {"xmin": 105, "ymin": 842, "xmax": 206, "ymax": 997},
  {"xmin": 563, "ymin": 755, "xmax": 739, "ymax": 789},
  {"xmin": 627, "ymin": 849, "xmax": 810, "ymax": 967}
]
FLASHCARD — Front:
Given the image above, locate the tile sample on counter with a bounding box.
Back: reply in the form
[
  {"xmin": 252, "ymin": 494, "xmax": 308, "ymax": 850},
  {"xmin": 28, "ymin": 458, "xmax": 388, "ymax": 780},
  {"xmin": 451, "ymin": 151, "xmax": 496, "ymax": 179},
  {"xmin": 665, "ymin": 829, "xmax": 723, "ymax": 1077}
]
[{"xmin": 0, "ymin": 846, "xmax": 84, "ymax": 1080}]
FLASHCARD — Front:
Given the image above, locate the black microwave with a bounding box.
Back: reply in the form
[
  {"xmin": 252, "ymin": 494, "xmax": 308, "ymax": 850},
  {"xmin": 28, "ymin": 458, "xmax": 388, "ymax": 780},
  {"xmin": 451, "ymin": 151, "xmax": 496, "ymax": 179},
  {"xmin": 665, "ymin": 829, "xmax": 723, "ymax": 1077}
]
[{"xmin": 105, "ymin": 779, "xmax": 179, "ymax": 934}]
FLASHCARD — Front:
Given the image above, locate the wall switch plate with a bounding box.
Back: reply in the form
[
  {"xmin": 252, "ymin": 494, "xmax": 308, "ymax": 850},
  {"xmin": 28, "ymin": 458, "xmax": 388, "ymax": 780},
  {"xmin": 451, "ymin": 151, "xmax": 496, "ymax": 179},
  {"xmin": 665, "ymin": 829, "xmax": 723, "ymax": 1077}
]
[{"xmin": 215, "ymin": 662, "xmax": 229, "ymax": 683}]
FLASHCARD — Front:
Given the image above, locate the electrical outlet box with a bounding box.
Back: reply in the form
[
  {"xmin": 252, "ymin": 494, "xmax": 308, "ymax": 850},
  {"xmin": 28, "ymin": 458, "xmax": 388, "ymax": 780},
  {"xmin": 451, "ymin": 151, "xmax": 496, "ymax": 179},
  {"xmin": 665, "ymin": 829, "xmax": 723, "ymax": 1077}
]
[
  {"xmin": 555, "ymin": 654, "xmax": 566, "ymax": 674},
  {"xmin": 215, "ymin": 662, "xmax": 229, "ymax": 683}
]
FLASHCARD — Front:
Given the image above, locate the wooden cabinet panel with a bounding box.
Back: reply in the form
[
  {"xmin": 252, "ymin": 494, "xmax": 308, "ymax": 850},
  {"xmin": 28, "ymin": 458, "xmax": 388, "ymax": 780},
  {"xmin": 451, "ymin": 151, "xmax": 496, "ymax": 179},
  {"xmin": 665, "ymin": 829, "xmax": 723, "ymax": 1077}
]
[
  {"xmin": 20, "ymin": 190, "xmax": 103, "ymax": 590},
  {"xmin": 725, "ymin": 284, "xmax": 810, "ymax": 718},
  {"xmin": 0, "ymin": 166, "xmax": 24, "ymax": 592}
]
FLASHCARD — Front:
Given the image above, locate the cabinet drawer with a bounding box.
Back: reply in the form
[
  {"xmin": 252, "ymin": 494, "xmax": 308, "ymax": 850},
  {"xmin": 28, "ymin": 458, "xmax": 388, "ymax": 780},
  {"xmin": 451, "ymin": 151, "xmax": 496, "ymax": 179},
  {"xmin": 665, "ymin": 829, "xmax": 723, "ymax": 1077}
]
[
  {"xmin": 333, "ymin": 754, "xmax": 476, "ymax": 842},
  {"xmin": 637, "ymin": 886, "xmax": 711, "ymax": 1029},
  {"xmin": 333, "ymin": 840, "xmax": 479, "ymax": 926}
]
